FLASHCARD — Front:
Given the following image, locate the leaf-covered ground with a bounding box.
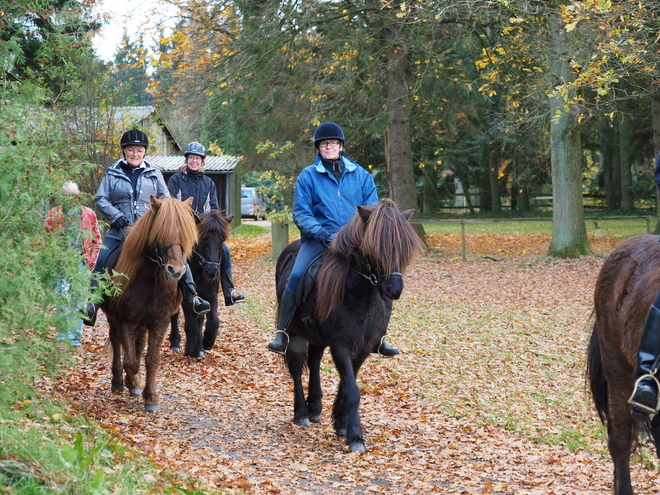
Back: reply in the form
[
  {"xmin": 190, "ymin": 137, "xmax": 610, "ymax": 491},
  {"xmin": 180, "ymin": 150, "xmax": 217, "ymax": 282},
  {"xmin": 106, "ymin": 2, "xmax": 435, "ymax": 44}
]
[{"xmin": 51, "ymin": 231, "xmax": 660, "ymax": 494}]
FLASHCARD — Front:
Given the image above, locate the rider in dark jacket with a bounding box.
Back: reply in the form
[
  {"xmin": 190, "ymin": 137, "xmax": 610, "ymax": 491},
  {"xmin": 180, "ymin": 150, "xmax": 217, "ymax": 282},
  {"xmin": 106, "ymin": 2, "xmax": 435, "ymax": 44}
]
[
  {"xmin": 168, "ymin": 141, "xmax": 245, "ymax": 306},
  {"xmin": 84, "ymin": 130, "xmax": 211, "ymax": 326},
  {"xmin": 267, "ymin": 122, "xmax": 399, "ymax": 357}
]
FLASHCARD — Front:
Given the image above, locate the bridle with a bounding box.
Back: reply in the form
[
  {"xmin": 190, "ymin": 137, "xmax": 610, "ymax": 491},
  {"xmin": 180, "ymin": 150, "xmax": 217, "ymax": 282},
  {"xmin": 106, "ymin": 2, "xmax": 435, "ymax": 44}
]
[
  {"xmin": 146, "ymin": 242, "xmax": 185, "ymax": 267},
  {"xmin": 192, "ymin": 248, "xmax": 223, "ymax": 269},
  {"xmin": 354, "ymin": 262, "xmax": 402, "ymax": 286}
]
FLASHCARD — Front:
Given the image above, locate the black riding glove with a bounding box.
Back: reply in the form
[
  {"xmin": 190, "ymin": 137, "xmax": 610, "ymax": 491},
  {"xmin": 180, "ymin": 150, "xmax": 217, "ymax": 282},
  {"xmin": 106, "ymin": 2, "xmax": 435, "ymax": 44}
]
[
  {"xmin": 314, "ymin": 228, "xmax": 330, "ymax": 244},
  {"xmin": 112, "ymin": 216, "xmax": 129, "ymax": 229}
]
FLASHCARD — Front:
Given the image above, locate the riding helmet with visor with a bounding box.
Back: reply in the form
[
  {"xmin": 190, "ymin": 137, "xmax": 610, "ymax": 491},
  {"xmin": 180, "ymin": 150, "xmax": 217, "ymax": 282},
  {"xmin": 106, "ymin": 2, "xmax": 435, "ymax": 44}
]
[
  {"xmin": 184, "ymin": 141, "xmax": 206, "ymax": 158},
  {"xmin": 313, "ymin": 122, "xmax": 345, "ymax": 148},
  {"xmin": 121, "ymin": 129, "xmax": 149, "ymax": 150}
]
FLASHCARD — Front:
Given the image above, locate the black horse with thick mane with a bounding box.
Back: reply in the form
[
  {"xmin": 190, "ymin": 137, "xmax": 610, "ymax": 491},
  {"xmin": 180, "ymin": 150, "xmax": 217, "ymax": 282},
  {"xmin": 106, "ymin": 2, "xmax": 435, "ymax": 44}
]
[
  {"xmin": 275, "ymin": 200, "xmax": 423, "ymax": 452},
  {"xmin": 169, "ymin": 210, "xmax": 234, "ymax": 358}
]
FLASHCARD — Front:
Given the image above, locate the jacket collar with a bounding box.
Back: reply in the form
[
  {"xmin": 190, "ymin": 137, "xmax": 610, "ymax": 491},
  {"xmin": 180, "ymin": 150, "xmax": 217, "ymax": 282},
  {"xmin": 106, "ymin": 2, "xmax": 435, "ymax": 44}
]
[{"xmin": 313, "ymin": 155, "xmax": 357, "ymax": 174}]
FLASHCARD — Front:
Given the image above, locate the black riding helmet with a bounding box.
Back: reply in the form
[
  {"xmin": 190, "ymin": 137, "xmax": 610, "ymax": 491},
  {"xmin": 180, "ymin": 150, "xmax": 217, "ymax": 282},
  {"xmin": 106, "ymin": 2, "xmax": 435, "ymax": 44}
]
[
  {"xmin": 313, "ymin": 122, "xmax": 344, "ymax": 148},
  {"xmin": 121, "ymin": 129, "xmax": 149, "ymax": 149}
]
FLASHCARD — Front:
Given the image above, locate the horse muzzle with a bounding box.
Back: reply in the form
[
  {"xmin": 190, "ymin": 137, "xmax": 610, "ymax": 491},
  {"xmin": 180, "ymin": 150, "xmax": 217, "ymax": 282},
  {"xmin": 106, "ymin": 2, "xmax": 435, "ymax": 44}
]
[{"xmin": 165, "ymin": 263, "xmax": 186, "ymax": 281}]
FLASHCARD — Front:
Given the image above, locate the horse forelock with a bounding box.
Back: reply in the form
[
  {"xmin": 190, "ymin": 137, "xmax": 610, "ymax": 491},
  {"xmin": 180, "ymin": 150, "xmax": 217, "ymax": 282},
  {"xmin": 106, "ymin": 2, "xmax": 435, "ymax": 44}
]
[
  {"xmin": 360, "ymin": 202, "xmax": 423, "ymax": 274},
  {"xmin": 113, "ymin": 198, "xmax": 198, "ymax": 289},
  {"xmin": 198, "ymin": 211, "xmax": 230, "ymax": 243}
]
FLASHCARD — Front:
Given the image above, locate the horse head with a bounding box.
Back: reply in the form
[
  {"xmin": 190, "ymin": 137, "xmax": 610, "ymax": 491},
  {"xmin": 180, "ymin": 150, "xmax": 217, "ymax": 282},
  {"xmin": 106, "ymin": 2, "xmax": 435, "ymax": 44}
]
[{"xmin": 195, "ymin": 211, "xmax": 234, "ymax": 280}]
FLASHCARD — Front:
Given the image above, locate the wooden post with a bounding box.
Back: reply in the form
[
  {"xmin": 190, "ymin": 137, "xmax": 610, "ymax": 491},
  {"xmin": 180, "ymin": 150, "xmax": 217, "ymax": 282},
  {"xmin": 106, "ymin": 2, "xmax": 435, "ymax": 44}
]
[
  {"xmin": 271, "ymin": 220, "xmax": 289, "ymax": 256},
  {"xmin": 461, "ymin": 220, "xmax": 467, "ymax": 261}
]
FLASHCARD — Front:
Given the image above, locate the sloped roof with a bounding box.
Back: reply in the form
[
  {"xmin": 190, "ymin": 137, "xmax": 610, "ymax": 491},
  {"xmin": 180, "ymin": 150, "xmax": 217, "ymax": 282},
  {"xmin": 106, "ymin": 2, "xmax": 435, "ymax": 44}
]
[
  {"xmin": 113, "ymin": 106, "xmax": 155, "ymax": 124},
  {"xmin": 147, "ymin": 155, "xmax": 239, "ymax": 173}
]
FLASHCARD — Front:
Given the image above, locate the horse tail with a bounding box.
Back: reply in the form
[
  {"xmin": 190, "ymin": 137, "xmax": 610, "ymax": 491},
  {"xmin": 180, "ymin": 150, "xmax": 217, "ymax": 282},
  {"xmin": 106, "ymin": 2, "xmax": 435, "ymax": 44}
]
[{"xmin": 586, "ymin": 315, "xmax": 608, "ymax": 425}]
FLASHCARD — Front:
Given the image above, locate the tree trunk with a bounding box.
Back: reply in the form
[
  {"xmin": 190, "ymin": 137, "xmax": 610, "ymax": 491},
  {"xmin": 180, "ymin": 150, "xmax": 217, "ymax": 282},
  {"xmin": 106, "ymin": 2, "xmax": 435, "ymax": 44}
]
[
  {"xmin": 383, "ymin": 25, "xmax": 426, "ymax": 244},
  {"xmin": 652, "ymin": 97, "xmax": 660, "ymax": 233},
  {"xmin": 619, "ymin": 112, "xmax": 633, "ymax": 211},
  {"xmin": 546, "ymin": 10, "xmax": 591, "ymax": 258},
  {"xmin": 489, "ymin": 150, "xmax": 502, "ymax": 212}
]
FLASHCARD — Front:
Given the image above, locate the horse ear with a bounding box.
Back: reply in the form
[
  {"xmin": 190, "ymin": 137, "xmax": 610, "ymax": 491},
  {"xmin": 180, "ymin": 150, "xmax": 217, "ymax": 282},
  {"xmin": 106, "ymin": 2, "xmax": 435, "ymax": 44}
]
[
  {"xmin": 150, "ymin": 195, "xmax": 161, "ymax": 209},
  {"xmin": 357, "ymin": 205, "xmax": 372, "ymax": 222},
  {"xmin": 402, "ymin": 209, "xmax": 415, "ymax": 220},
  {"xmin": 184, "ymin": 197, "xmax": 194, "ymax": 207},
  {"xmin": 225, "ymin": 214, "xmax": 235, "ymax": 224}
]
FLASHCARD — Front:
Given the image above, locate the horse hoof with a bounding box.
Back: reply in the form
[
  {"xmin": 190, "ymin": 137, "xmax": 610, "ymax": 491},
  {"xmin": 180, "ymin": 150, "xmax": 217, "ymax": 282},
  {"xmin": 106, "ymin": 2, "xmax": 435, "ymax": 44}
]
[
  {"xmin": 348, "ymin": 442, "xmax": 366, "ymax": 453},
  {"xmin": 294, "ymin": 418, "xmax": 311, "ymax": 427},
  {"xmin": 335, "ymin": 427, "xmax": 347, "ymax": 438},
  {"xmin": 144, "ymin": 403, "xmax": 159, "ymax": 413},
  {"xmin": 130, "ymin": 388, "xmax": 142, "ymax": 397},
  {"xmin": 170, "ymin": 345, "xmax": 180, "ymax": 352},
  {"xmin": 309, "ymin": 413, "xmax": 321, "ymax": 423},
  {"xmin": 111, "ymin": 384, "xmax": 124, "ymax": 393}
]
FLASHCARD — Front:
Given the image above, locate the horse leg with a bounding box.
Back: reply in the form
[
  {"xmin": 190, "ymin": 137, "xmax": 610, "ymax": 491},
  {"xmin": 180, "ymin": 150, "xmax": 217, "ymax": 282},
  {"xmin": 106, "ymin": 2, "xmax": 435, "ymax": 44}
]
[
  {"xmin": 182, "ymin": 304, "xmax": 204, "ymax": 359},
  {"xmin": 601, "ymin": 355, "xmax": 636, "ymax": 495},
  {"xmin": 202, "ymin": 297, "xmax": 220, "ymax": 351},
  {"xmin": 121, "ymin": 327, "xmax": 142, "ymax": 397},
  {"xmin": 286, "ymin": 336, "xmax": 311, "ymax": 426},
  {"xmin": 109, "ymin": 324, "xmax": 124, "ymax": 393},
  {"xmin": 169, "ymin": 309, "xmax": 181, "ymax": 352},
  {"xmin": 142, "ymin": 323, "xmax": 168, "ymax": 413},
  {"xmin": 331, "ymin": 349, "xmax": 365, "ymax": 453},
  {"xmin": 307, "ymin": 345, "xmax": 325, "ymax": 423}
]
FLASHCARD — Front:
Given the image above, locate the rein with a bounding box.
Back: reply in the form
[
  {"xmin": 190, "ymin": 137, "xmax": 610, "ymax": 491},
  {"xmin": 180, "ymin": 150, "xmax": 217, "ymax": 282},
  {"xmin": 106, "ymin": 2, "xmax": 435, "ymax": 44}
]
[{"xmin": 146, "ymin": 242, "xmax": 185, "ymax": 267}]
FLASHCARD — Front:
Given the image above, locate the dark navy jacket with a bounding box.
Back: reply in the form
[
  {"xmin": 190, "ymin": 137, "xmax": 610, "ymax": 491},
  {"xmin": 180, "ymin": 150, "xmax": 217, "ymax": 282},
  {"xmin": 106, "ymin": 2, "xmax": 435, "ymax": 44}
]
[{"xmin": 167, "ymin": 168, "xmax": 218, "ymax": 215}]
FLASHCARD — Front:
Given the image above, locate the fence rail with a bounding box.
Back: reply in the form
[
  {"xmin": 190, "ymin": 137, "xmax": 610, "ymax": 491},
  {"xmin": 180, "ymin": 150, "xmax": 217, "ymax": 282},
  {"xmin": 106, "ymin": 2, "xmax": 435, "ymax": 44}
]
[{"xmin": 410, "ymin": 215, "xmax": 656, "ymax": 261}]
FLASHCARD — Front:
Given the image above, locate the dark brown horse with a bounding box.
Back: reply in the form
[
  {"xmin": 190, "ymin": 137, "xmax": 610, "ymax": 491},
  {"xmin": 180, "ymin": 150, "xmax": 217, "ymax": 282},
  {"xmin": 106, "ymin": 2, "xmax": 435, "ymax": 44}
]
[
  {"xmin": 169, "ymin": 210, "xmax": 235, "ymax": 358},
  {"xmin": 275, "ymin": 200, "xmax": 423, "ymax": 452},
  {"xmin": 588, "ymin": 234, "xmax": 660, "ymax": 494},
  {"xmin": 102, "ymin": 196, "xmax": 198, "ymax": 413}
]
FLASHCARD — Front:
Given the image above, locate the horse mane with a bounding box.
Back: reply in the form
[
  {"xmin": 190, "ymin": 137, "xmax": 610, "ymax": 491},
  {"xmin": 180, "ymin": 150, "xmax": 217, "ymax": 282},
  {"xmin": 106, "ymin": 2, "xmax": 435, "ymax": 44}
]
[
  {"xmin": 315, "ymin": 199, "xmax": 424, "ymax": 322},
  {"xmin": 198, "ymin": 210, "xmax": 230, "ymax": 242},
  {"xmin": 113, "ymin": 197, "xmax": 198, "ymax": 290}
]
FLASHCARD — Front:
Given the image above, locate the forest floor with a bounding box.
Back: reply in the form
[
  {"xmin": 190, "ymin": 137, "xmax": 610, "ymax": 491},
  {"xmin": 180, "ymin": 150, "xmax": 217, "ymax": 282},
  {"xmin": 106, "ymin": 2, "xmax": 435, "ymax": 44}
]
[{"xmin": 50, "ymin": 231, "xmax": 660, "ymax": 494}]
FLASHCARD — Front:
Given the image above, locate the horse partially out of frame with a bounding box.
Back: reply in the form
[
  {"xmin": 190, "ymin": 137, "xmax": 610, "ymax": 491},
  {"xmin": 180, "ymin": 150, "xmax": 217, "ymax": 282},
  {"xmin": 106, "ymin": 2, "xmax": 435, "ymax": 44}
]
[
  {"xmin": 275, "ymin": 200, "xmax": 423, "ymax": 452},
  {"xmin": 102, "ymin": 196, "xmax": 198, "ymax": 413},
  {"xmin": 588, "ymin": 234, "xmax": 660, "ymax": 494}
]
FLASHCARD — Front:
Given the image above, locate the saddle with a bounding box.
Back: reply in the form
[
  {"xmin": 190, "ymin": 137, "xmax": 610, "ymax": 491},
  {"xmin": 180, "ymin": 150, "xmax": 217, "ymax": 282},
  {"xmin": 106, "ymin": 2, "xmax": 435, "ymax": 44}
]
[
  {"xmin": 294, "ymin": 251, "xmax": 327, "ymax": 340},
  {"xmin": 103, "ymin": 241, "xmax": 124, "ymax": 273}
]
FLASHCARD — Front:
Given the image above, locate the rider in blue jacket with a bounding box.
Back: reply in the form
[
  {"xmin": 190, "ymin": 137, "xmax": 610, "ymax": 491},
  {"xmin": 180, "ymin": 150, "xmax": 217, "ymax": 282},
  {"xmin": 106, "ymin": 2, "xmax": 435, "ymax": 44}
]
[{"xmin": 267, "ymin": 122, "xmax": 399, "ymax": 357}]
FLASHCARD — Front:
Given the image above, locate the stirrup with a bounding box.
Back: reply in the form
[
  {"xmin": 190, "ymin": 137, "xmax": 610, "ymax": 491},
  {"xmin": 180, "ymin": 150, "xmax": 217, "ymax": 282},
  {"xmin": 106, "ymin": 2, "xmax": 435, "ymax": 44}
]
[
  {"xmin": 230, "ymin": 289, "xmax": 246, "ymax": 304},
  {"xmin": 628, "ymin": 373, "xmax": 660, "ymax": 420},
  {"xmin": 267, "ymin": 330, "xmax": 289, "ymax": 355},
  {"xmin": 192, "ymin": 296, "xmax": 211, "ymax": 316}
]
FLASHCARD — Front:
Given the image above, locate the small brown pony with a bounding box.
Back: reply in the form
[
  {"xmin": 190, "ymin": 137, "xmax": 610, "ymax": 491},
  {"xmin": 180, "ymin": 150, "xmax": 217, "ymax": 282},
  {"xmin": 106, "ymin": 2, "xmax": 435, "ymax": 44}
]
[
  {"xmin": 102, "ymin": 196, "xmax": 198, "ymax": 413},
  {"xmin": 588, "ymin": 234, "xmax": 660, "ymax": 494}
]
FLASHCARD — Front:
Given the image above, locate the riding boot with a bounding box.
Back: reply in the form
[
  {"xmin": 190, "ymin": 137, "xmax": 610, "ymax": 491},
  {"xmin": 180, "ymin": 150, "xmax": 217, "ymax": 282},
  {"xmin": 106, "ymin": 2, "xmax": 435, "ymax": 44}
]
[
  {"xmin": 221, "ymin": 266, "xmax": 246, "ymax": 306},
  {"xmin": 82, "ymin": 277, "xmax": 100, "ymax": 327},
  {"xmin": 268, "ymin": 287, "xmax": 297, "ymax": 354},
  {"xmin": 372, "ymin": 300, "xmax": 400, "ymax": 357},
  {"xmin": 629, "ymin": 302, "xmax": 660, "ymax": 422},
  {"xmin": 180, "ymin": 267, "xmax": 211, "ymax": 316}
]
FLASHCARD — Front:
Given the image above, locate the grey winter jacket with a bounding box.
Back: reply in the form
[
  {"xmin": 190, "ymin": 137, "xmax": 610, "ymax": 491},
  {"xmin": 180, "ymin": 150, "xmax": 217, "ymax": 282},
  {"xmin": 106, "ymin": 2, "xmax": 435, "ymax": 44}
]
[{"xmin": 94, "ymin": 159, "xmax": 170, "ymax": 240}]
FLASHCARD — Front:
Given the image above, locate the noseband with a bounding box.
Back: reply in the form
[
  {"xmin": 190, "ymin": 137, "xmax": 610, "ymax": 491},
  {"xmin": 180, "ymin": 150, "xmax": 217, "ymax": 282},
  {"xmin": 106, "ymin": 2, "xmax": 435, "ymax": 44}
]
[
  {"xmin": 193, "ymin": 249, "xmax": 222, "ymax": 268},
  {"xmin": 355, "ymin": 263, "xmax": 402, "ymax": 286},
  {"xmin": 146, "ymin": 242, "xmax": 185, "ymax": 267}
]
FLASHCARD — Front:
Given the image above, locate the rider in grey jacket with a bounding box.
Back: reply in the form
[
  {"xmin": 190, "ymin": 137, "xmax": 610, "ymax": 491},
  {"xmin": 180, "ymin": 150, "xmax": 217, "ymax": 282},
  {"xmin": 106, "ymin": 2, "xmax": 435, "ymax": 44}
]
[{"xmin": 84, "ymin": 129, "xmax": 210, "ymax": 326}]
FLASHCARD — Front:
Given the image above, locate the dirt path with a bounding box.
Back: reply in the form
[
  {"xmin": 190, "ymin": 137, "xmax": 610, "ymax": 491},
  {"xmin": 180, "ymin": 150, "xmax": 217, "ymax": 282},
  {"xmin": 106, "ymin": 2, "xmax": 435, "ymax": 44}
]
[{"xmin": 54, "ymin": 235, "xmax": 660, "ymax": 494}]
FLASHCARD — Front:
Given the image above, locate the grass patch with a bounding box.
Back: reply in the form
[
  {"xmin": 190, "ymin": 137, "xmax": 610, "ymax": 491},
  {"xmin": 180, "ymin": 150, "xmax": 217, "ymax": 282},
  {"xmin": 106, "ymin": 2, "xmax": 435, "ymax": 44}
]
[{"xmin": 0, "ymin": 396, "xmax": 225, "ymax": 494}]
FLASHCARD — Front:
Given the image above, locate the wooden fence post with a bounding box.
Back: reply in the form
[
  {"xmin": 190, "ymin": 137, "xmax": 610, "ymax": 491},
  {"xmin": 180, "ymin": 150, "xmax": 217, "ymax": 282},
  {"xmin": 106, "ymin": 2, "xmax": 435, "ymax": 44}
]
[
  {"xmin": 271, "ymin": 220, "xmax": 289, "ymax": 256},
  {"xmin": 461, "ymin": 220, "xmax": 467, "ymax": 262}
]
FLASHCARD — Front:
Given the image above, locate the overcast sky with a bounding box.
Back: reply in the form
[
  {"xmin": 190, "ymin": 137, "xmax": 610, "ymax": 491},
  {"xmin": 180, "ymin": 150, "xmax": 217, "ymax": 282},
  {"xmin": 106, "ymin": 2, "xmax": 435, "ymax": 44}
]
[{"xmin": 91, "ymin": 0, "xmax": 178, "ymax": 62}]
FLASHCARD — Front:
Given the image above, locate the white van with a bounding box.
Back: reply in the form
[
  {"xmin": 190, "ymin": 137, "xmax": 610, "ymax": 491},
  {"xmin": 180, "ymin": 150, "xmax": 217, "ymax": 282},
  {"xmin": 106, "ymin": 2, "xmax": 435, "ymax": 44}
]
[{"xmin": 241, "ymin": 187, "xmax": 267, "ymax": 220}]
